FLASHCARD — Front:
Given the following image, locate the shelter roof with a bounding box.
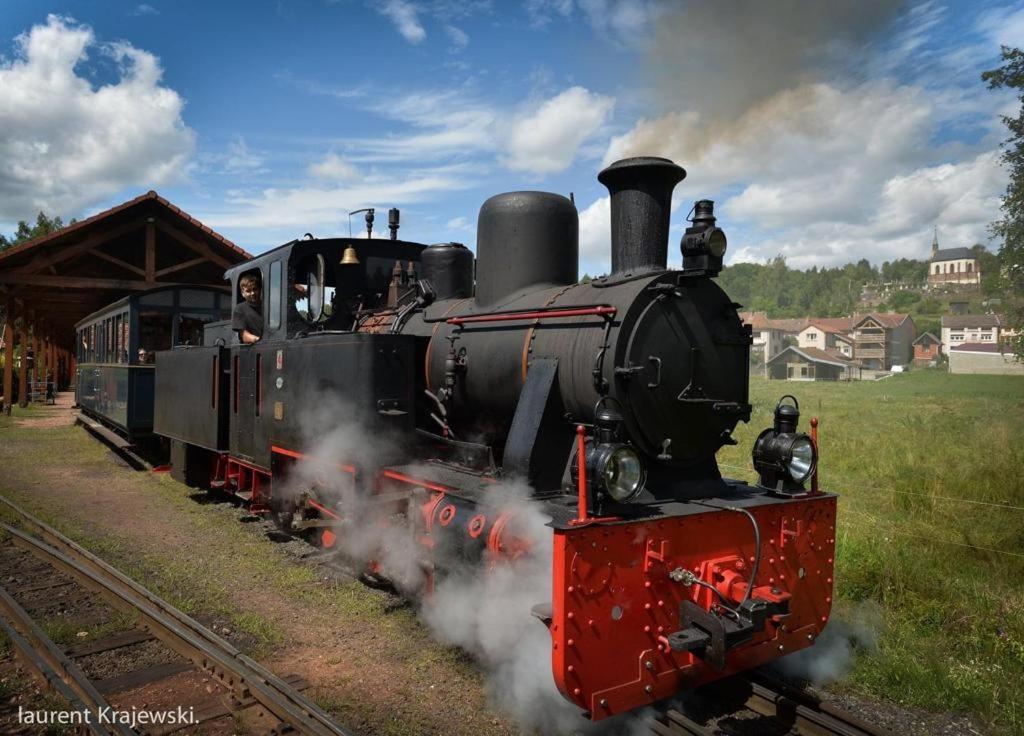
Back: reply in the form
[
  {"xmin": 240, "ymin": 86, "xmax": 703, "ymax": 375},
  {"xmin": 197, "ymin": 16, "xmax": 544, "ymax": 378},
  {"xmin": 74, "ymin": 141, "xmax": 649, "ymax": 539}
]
[
  {"xmin": 0, "ymin": 191, "xmax": 252, "ymax": 343},
  {"xmin": 913, "ymin": 331, "xmax": 940, "ymax": 345}
]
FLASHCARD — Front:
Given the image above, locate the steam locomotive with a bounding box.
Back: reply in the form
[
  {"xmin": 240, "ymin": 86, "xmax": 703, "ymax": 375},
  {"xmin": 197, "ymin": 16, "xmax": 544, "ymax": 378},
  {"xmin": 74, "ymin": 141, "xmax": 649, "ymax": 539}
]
[{"xmin": 151, "ymin": 157, "xmax": 836, "ymax": 720}]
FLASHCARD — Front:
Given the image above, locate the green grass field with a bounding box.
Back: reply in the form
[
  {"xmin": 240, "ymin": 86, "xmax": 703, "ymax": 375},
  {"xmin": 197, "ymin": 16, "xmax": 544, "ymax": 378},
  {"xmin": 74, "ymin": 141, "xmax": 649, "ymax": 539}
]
[{"xmin": 719, "ymin": 371, "xmax": 1024, "ymax": 734}]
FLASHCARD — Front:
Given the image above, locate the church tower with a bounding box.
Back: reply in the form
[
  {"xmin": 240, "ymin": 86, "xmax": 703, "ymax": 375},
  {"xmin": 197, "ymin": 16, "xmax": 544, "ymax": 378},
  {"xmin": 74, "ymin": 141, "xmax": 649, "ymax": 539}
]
[{"xmin": 931, "ymin": 226, "xmax": 938, "ymax": 257}]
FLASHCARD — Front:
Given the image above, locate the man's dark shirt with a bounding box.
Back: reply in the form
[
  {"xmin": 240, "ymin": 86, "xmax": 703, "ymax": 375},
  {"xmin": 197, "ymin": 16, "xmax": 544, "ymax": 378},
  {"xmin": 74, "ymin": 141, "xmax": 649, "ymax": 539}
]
[{"xmin": 232, "ymin": 301, "xmax": 263, "ymax": 340}]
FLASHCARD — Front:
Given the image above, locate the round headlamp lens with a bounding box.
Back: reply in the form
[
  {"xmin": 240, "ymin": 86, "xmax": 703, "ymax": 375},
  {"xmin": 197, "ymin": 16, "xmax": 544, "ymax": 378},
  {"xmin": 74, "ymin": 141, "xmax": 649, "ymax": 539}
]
[
  {"xmin": 601, "ymin": 446, "xmax": 646, "ymax": 502},
  {"xmin": 788, "ymin": 437, "xmax": 815, "ymax": 483},
  {"xmin": 707, "ymin": 228, "xmax": 727, "ymax": 258}
]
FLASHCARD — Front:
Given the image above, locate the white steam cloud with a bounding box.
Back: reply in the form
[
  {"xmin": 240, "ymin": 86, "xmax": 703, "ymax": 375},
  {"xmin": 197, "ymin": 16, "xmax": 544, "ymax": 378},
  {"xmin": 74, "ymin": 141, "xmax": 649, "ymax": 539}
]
[
  {"xmin": 773, "ymin": 601, "xmax": 882, "ymax": 684},
  {"xmin": 275, "ymin": 397, "xmax": 596, "ymax": 731}
]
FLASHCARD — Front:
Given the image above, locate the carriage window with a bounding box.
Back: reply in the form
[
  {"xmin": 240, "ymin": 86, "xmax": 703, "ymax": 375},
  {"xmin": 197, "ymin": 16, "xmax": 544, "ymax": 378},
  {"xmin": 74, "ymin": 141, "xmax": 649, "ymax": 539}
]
[
  {"xmin": 269, "ymin": 260, "xmax": 282, "ymax": 330},
  {"xmin": 121, "ymin": 317, "xmax": 129, "ymax": 363},
  {"xmin": 180, "ymin": 290, "xmax": 216, "ymax": 309},
  {"xmin": 178, "ymin": 313, "xmax": 216, "ymax": 347},
  {"xmin": 114, "ymin": 315, "xmax": 122, "ymax": 363},
  {"xmin": 138, "ymin": 311, "xmax": 172, "ymax": 361}
]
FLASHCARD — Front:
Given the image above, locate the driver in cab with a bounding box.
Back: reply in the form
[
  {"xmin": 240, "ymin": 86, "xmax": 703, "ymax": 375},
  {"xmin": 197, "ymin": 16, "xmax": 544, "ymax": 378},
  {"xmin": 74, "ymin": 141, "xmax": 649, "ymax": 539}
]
[{"xmin": 233, "ymin": 273, "xmax": 263, "ymax": 344}]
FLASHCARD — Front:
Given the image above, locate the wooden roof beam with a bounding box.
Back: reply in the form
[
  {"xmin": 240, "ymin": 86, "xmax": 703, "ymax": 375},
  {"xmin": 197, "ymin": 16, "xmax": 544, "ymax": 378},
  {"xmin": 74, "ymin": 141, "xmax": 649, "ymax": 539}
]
[
  {"xmin": 14, "ymin": 219, "xmax": 146, "ymax": 274},
  {"xmin": 87, "ymin": 249, "xmax": 147, "ymax": 277},
  {"xmin": 154, "ymin": 220, "xmax": 232, "ymax": 270},
  {"xmin": 154, "ymin": 255, "xmax": 209, "ymax": 278},
  {"xmin": 0, "ymin": 273, "xmax": 191, "ymax": 291}
]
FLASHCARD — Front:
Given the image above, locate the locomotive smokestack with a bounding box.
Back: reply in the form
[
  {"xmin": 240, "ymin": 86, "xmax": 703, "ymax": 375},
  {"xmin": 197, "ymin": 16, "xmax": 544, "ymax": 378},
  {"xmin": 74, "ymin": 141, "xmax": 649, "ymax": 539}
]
[{"xmin": 598, "ymin": 157, "xmax": 686, "ymax": 274}]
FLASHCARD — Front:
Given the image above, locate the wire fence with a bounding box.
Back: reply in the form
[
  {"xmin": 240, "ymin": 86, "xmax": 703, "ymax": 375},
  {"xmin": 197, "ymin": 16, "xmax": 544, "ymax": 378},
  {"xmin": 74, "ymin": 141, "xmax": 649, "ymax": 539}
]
[
  {"xmin": 717, "ymin": 462, "xmax": 1024, "ymax": 511},
  {"xmin": 716, "ymin": 462, "xmax": 1024, "ymax": 560}
]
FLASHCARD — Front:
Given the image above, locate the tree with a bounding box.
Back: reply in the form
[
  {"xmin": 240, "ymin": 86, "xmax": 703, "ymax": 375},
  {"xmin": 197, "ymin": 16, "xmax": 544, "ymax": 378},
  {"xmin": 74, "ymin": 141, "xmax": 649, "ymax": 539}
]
[
  {"xmin": 982, "ymin": 47, "xmax": 1024, "ymax": 359},
  {"xmin": 0, "ymin": 212, "xmax": 71, "ymax": 251}
]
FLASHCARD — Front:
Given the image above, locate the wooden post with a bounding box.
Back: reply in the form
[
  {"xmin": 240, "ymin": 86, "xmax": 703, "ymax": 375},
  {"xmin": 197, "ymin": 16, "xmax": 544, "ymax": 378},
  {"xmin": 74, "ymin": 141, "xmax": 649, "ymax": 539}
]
[
  {"xmin": 31, "ymin": 319, "xmax": 38, "ymax": 387},
  {"xmin": 69, "ymin": 343, "xmax": 76, "ymax": 402},
  {"xmin": 145, "ymin": 219, "xmax": 156, "ymax": 285},
  {"xmin": 2, "ymin": 298, "xmax": 12, "ymax": 415},
  {"xmin": 18, "ymin": 306, "xmax": 28, "ymax": 407},
  {"xmin": 39, "ymin": 324, "xmax": 48, "ymax": 400}
]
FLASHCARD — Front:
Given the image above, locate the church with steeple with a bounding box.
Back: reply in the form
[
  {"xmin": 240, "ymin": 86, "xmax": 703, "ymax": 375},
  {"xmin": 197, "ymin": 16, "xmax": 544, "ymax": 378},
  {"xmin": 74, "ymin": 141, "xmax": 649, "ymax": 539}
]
[{"xmin": 926, "ymin": 228, "xmax": 981, "ymax": 288}]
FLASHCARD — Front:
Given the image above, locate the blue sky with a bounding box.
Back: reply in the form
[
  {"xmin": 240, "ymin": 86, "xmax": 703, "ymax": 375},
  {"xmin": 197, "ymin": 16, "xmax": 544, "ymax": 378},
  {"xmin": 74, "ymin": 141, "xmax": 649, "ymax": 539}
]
[{"xmin": 1, "ymin": 0, "xmax": 1022, "ymax": 275}]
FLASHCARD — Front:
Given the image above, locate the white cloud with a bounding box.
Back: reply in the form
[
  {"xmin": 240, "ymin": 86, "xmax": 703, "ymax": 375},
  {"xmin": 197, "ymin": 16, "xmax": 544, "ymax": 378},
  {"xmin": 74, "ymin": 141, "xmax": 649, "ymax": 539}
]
[
  {"xmin": 131, "ymin": 4, "xmax": 159, "ymax": 16},
  {"xmin": 337, "ymin": 86, "xmax": 613, "ymax": 176},
  {"xmin": 503, "ymin": 86, "xmax": 614, "ymax": 174},
  {"xmin": 525, "ymin": 0, "xmax": 655, "ymax": 39},
  {"xmin": 977, "ymin": 4, "xmax": 1024, "ymax": 49},
  {"xmin": 577, "ymin": 195, "xmax": 611, "ymax": 274},
  {"xmin": 0, "ymin": 15, "xmax": 193, "ymax": 220},
  {"xmin": 446, "ymin": 215, "xmax": 471, "ymax": 230},
  {"xmin": 374, "ymin": 0, "xmax": 426, "ymax": 43},
  {"xmin": 443, "ymin": 24, "xmax": 469, "ymax": 48},
  {"xmin": 224, "ymin": 137, "xmax": 264, "ymax": 172},
  {"xmin": 342, "ymin": 89, "xmax": 496, "ymax": 162},
  {"xmin": 202, "ymin": 168, "xmax": 475, "ymax": 234},
  {"xmin": 307, "ymin": 152, "xmax": 360, "ymax": 181},
  {"xmin": 524, "ymin": 0, "xmax": 574, "ymax": 26}
]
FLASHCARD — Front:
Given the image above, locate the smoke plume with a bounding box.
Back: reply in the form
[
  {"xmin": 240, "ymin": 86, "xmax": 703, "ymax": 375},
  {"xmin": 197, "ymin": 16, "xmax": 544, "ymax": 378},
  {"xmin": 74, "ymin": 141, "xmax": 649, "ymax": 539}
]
[{"xmin": 608, "ymin": 0, "xmax": 906, "ymax": 171}]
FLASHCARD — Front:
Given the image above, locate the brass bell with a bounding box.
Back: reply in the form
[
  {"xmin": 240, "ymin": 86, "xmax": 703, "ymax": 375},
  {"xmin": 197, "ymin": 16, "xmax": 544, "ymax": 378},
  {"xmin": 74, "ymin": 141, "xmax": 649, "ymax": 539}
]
[{"xmin": 340, "ymin": 245, "xmax": 360, "ymax": 266}]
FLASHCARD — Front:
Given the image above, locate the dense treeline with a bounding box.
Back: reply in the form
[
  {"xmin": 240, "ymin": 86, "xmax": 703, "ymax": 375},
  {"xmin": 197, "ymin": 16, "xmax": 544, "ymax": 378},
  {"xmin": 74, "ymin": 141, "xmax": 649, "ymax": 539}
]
[{"xmin": 718, "ymin": 245, "xmax": 1000, "ymax": 318}]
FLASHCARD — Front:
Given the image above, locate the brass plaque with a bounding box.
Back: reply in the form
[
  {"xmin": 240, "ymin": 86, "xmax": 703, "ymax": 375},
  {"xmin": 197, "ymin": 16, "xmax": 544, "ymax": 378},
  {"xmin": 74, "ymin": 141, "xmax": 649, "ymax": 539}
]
[{"xmin": 274, "ymin": 401, "xmax": 284, "ymax": 420}]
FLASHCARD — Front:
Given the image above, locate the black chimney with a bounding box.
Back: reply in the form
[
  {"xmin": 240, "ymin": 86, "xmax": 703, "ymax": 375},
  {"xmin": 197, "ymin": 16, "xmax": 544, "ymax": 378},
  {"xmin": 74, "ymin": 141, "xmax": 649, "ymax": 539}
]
[{"xmin": 597, "ymin": 157, "xmax": 686, "ymax": 274}]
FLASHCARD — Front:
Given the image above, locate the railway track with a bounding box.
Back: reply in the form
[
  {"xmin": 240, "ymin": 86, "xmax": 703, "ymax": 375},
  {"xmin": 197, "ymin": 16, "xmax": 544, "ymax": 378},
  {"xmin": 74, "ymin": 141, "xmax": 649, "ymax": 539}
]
[
  {"xmin": 0, "ymin": 494, "xmax": 354, "ymax": 736},
  {"xmin": 644, "ymin": 670, "xmax": 894, "ymax": 736}
]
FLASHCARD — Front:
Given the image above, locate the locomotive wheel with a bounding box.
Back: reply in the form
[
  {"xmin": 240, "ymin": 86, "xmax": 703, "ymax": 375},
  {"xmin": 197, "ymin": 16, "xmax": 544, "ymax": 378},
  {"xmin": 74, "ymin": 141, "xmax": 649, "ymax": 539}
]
[{"xmin": 270, "ymin": 506, "xmax": 295, "ymax": 533}]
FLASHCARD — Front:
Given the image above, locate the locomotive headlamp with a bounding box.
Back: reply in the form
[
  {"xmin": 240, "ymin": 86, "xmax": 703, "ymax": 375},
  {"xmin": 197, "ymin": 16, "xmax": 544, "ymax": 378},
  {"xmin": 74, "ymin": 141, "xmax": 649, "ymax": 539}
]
[
  {"xmin": 574, "ymin": 400, "xmax": 647, "ymax": 504},
  {"xmin": 681, "ymin": 199, "xmax": 727, "ymax": 276},
  {"xmin": 591, "ymin": 443, "xmax": 646, "ymax": 503},
  {"xmin": 751, "ymin": 395, "xmax": 817, "ymax": 494}
]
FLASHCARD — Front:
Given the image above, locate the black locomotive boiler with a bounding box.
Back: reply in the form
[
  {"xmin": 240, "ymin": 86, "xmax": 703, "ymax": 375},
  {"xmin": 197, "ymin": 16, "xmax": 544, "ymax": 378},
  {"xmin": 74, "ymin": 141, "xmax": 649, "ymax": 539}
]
[{"xmin": 152, "ymin": 157, "xmax": 837, "ymax": 719}]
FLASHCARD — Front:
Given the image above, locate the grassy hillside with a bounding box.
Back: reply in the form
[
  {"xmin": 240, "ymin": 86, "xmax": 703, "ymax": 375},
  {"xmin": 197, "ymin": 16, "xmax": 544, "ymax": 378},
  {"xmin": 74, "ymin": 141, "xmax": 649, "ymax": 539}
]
[{"xmin": 719, "ymin": 373, "xmax": 1024, "ymax": 734}]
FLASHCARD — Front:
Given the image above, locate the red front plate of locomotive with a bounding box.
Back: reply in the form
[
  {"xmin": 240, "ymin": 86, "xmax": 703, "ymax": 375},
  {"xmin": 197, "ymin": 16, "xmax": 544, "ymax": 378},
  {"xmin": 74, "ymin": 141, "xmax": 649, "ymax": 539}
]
[{"xmin": 549, "ymin": 494, "xmax": 837, "ymax": 719}]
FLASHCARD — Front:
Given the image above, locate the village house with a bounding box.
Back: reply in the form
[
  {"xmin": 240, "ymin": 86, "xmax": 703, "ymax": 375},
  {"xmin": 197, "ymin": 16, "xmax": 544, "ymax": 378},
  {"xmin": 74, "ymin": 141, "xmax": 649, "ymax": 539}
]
[
  {"xmin": 797, "ymin": 318, "xmax": 856, "ymax": 358},
  {"xmin": 738, "ymin": 311, "xmax": 784, "ymax": 364},
  {"xmin": 926, "ymin": 230, "xmax": 981, "ymax": 288},
  {"xmin": 940, "ymin": 314, "xmax": 1002, "ymax": 355},
  {"xmin": 913, "ymin": 332, "xmax": 941, "ymax": 366},
  {"xmin": 850, "ymin": 313, "xmax": 915, "ymax": 370},
  {"xmin": 751, "ymin": 311, "xmax": 915, "ymax": 378},
  {"xmin": 766, "ymin": 346, "xmax": 859, "ymax": 381}
]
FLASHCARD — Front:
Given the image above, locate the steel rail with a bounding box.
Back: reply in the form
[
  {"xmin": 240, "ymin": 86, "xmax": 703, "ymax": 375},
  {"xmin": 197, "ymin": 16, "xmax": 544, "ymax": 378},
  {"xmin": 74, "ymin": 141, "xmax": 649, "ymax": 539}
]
[
  {"xmin": 0, "ymin": 597, "xmax": 115, "ymax": 736},
  {"xmin": 745, "ymin": 672, "xmax": 893, "ymax": 736},
  {"xmin": 0, "ymin": 496, "xmax": 353, "ymax": 736},
  {"xmin": 0, "ymin": 584, "xmax": 132, "ymax": 736}
]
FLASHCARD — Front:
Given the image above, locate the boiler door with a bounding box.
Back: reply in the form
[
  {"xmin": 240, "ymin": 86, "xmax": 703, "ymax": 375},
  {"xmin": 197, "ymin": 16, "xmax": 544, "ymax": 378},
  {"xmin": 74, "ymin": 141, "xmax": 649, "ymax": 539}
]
[{"xmin": 619, "ymin": 284, "xmax": 747, "ymax": 465}]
